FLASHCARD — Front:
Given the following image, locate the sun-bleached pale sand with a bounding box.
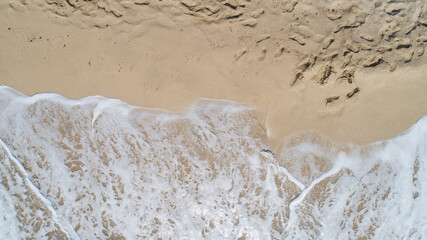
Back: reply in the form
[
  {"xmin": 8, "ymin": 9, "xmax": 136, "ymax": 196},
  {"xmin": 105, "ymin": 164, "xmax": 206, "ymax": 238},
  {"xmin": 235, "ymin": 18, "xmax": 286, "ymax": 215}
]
[{"xmin": 1, "ymin": 0, "xmax": 427, "ymax": 151}]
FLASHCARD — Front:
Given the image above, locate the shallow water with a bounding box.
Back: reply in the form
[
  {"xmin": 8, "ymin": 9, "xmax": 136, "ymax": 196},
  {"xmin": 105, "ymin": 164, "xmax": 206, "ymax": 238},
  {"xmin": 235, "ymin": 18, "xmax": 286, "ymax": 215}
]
[{"xmin": 0, "ymin": 85, "xmax": 426, "ymax": 239}]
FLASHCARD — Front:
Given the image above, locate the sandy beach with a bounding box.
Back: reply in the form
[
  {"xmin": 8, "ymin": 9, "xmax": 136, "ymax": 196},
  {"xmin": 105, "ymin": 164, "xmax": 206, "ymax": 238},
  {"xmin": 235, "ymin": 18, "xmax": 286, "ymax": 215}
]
[
  {"xmin": 1, "ymin": 0, "xmax": 426, "ymax": 150},
  {"xmin": 1, "ymin": 0, "xmax": 427, "ymax": 238}
]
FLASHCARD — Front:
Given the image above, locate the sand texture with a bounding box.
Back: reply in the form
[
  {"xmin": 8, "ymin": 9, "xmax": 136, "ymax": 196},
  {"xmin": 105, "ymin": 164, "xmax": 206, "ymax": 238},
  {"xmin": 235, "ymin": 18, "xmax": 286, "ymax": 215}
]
[
  {"xmin": 1, "ymin": 0, "xmax": 427, "ymax": 238},
  {"xmin": 1, "ymin": 0, "xmax": 427, "ymax": 149}
]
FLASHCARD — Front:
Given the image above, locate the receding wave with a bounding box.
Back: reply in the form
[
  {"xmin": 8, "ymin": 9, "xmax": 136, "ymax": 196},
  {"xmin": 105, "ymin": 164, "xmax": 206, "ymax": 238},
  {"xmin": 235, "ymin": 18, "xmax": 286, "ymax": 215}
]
[{"xmin": 0, "ymin": 86, "xmax": 426, "ymax": 239}]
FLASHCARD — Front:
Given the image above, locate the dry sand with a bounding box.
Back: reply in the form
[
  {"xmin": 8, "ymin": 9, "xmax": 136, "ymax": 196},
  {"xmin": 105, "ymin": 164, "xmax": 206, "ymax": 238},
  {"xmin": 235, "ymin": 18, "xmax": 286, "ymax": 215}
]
[{"xmin": 1, "ymin": 0, "xmax": 427, "ymax": 150}]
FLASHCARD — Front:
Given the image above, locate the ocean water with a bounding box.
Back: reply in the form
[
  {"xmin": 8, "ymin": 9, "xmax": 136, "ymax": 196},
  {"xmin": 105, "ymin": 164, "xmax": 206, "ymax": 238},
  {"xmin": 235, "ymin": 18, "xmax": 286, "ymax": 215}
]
[{"xmin": 0, "ymin": 85, "xmax": 426, "ymax": 239}]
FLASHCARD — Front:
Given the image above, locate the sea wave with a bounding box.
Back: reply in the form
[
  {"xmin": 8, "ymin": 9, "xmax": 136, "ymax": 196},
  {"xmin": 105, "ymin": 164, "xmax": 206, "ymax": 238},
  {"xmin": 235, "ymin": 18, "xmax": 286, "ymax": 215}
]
[{"xmin": 0, "ymin": 85, "xmax": 426, "ymax": 239}]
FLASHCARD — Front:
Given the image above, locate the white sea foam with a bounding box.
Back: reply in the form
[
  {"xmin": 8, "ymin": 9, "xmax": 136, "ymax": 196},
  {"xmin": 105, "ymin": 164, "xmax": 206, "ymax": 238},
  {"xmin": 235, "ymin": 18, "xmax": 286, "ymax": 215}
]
[
  {"xmin": 0, "ymin": 85, "xmax": 426, "ymax": 239},
  {"xmin": 0, "ymin": 138, "xmax": 79, "ymax": 239},
  {"xmin": 284, "ymin": 116, "xmax": 427, "ymax": 239},
  {"xmin": 0, "ymin": 182, "xmax": 23, "ymax": 240}
]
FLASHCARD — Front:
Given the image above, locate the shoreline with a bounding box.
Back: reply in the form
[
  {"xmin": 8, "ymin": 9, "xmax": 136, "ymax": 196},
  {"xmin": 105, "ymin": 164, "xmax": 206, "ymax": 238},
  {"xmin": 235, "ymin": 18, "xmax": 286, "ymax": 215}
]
[{"xmin": 1, "ymin": 0, "xmax": 427, "ymax": 150}]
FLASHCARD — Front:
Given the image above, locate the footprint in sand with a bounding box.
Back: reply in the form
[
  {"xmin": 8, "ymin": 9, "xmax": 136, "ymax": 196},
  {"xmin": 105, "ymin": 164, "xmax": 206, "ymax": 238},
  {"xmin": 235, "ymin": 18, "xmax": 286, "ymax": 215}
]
[
  {"xmin": 419, "ymin": 18, "xmax": 427, "ymax": 27},
  {"xmin": 297, "ymin": 55, "xmax": 316, "ymax": 72},
  {"xmin": 250, "ymin": 9, "xmax": 264, "ymax": 18},
  {"xmin": 322, "ymin": 36, "xmax": 335, "ymax": 50},
  {"xmin": 274, "ymin": 45, "xmax": 285, "ymax": 57},
  {"xmin": 234, "ymin": 48, "xmax": 247, "ymax": 62},
  {"xmin": 360, "ymin": 34, "xmax": 374, "ymax": 42},
  {"xmin": 338, "ymin": 67, "xmax": 356, "ymax": 84},
  {"xmin": 282, "ymin": 0, "xmax": 298, "ymax": 13},
  {"xmin": 135, "ymin": 1, "xmax": 149, "ymax": 6},
  {"xmin": 256, "ymin": 34, "xmax": 270, "ymax": 44},
  {"xmin": 291, "ymin": 72, "xmax": 304, "ymax": 86},
  {"xmin": 320, "ymin": 51, "xmax": 339, "ymax": 62},
  {"xmin": 360, "ymin": 44, "xmax": 372, "ymax": 51},
  {"xmin": 396, "ymin": 38, "xmax": 412, "ymax": 49},
  {"xmin": 242, "ymin": 18, "xmax": 258, "ymax": 27},
  {"xmin": 416, "ymin": 43, "xmax": 425, "ymax": 57},
  {"xmin": 346, "ymin": 87, "xmax": 360, "ymax": 98},
  {"xmin": 345, "ymin": 40, "xmax": 361, "ymax": 53},
  {"xmin": 363, "ymin": 55, "xmax": 383, "ymax": 68},
  {"xmin": 388, "ymin": 60, "xmax": 398, "ymax": 72},
  {"xmin": 326, "ymin": 96, "xmax": 340, "ymax": 104},
  {"xmin": 404, "ymin": 23, "xmax": 417, "ymax": 35},
  {"xmin": 259, "ymin": 48, "xmax": 267, "ymax": 61},
  {"xmin": 403, "ymin": 50, "xmax": 414, "ymax": 63},
  {"xmin": 384, "ymin": 3, "xmax": 405, "ymax": 16},
  {"xmin": 377, "ymin": 45, "xmax": 393, "ymax": 53},
  {"xmin": 341, "ymin": 53, "xmax": 353, "ymax": 69},
  {"xmin": 418, "ymin": 34, "xmax": 427, "ymax": 43},
  {"xmin": 317, "ymin": 64, "xmax": 333, "ymax": 85},
  {"xmin": 289, "ymin": 34, "xmax": 306, "ymax": 46}
]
